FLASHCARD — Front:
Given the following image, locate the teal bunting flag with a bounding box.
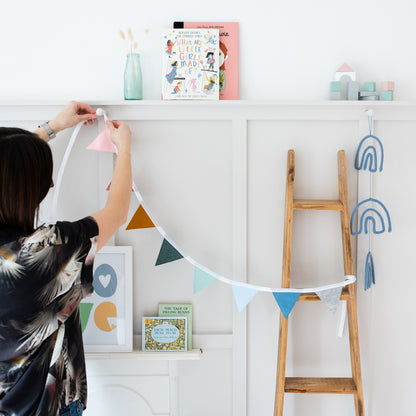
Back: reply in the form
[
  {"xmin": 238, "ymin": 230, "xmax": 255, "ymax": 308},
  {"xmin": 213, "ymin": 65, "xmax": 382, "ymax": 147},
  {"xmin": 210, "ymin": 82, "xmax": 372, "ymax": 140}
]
[
  {"xmin": 272, "ymin": 292, "xmax": 301, "ymax": 318},
  {"xmin": 316, "ymin": 286, "xmax": 343, "ymax": 314},
  {"xmin": 193, "ymin": 266, "xmax": 217, "ymax": 294},
  {"xmin": 155, "ymin": 238, "xmax": 184, "ymax": 266},
  {"xmin": 232, "ymin": 285, "xmax": 258, "ymax": 312}
]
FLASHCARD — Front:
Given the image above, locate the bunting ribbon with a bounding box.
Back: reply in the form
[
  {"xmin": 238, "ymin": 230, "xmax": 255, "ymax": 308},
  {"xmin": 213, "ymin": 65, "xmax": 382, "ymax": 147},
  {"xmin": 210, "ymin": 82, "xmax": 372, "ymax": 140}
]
[{"xmin": 53, "ymin": 109, "xmax": 357, "ymax": 322}]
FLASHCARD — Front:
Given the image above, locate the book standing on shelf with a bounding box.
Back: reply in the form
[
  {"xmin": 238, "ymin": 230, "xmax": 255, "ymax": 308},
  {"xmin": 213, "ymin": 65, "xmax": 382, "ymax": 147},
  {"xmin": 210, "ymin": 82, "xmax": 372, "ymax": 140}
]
[
  {"xmin": 158, "ymin": 303, "xmax": 193, "ymax": 350},
  {"xmin": 142, "ymin": 317, "xmax": 187, "ymax": 351},
  {"xmin": 174, "ymin": 22, "xmax": 239, "ymax": 100},
  {"xmin": 162, "ymin": 28, "xmax": 219, "ymax": 100}
]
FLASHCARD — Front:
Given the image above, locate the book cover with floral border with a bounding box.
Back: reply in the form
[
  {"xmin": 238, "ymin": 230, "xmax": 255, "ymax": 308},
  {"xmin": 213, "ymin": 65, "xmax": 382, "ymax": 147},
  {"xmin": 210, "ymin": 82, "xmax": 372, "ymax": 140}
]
[
  {"xmin": 142, "ymin": 317, "xmax": 187, "ymax": 351},
  {"xmin": 158, "ymin": 303, "xmax": 193, "ymax": 350}
]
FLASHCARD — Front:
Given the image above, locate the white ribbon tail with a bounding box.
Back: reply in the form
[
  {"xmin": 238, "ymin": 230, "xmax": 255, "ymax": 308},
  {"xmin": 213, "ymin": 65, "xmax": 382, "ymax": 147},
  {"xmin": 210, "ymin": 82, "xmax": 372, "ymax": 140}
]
[
  {"xmin": 51, "ymin": 121, "xmax": 84, "ymax": 220},
  {"xmin": 338, "ymin": 300, "xmax": 347, "ymax": 337}
]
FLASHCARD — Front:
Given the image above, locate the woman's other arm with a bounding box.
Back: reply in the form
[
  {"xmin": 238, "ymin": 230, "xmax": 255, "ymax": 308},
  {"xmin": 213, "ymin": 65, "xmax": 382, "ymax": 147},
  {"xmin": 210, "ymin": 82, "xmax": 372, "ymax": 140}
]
[{"xmin": 91, "ymin": 120, "xmax": 132, "ymax": 251}]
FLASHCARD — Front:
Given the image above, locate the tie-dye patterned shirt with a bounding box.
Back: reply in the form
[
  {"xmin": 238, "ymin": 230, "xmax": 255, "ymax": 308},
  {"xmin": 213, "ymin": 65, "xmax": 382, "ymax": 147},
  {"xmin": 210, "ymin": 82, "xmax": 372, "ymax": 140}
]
[{"xmin": 0, "ymin": 217, "xmax": 99, "ymax": 416}]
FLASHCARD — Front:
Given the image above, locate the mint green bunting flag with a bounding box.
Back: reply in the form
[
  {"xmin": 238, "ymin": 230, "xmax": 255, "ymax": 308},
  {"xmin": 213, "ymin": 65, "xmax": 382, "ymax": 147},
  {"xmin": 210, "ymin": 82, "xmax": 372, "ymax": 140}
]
[
  {"xmin": 272, "ymin": 292, "xmax": 301, "ymax": 318},
  {"xmin": 232, "ymin": 285, "xmax": 258, "ymax": 312},
  {"xmin": 155, "ymin": 238, "xmax": 184, "ymax": 266},
  {"xmin": 194, "ymin": 266, "xmax": 217, "ymax": 294}
]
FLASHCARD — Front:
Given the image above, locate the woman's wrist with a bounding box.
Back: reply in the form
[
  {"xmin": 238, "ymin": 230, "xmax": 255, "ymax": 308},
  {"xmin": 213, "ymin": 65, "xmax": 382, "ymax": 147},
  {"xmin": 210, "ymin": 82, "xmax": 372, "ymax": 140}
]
[
  {"xmin": 47, "ymin": 119, "xmax": 63, "ymax": 135},
  {"xmin": 116, "ymin": 147, "xmax": 131, "ymax": 156}
]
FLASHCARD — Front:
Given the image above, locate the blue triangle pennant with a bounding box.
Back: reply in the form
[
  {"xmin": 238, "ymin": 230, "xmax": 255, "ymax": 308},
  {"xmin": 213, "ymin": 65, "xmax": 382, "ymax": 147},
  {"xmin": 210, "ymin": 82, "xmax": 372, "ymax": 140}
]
[
  {"xmin": 232, "ymin": 285, "xmax": 258, "ymax": 312},
  {"xmin": 155, "ymin": 238, "xmax": 184, "ymax": 266},
  {"xmin": 272, "ymin": 292, "xmax": 301, "ymax": 318},
  {"xmin": 194, "ymin": 266, "xmax": 217, "ymax": 294}
]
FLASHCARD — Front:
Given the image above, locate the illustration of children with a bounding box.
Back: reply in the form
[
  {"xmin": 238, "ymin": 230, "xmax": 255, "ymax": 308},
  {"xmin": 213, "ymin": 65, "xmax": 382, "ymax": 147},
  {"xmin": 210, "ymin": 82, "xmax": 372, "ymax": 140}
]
[
  {"xmin": 172, "ymin": 81, "xmax": 183, "ymax": 94},
  {"xmin": 189, "ymin": 78, "xmax": 197, "ymax": 93},
  {"xmin": 206, "ymin": 52, "xmax": 215, "ymax": 71},
  {"xmin": 204, "ymin": 75, "xmax": 216, "ymax": 93},
  {"xmin": 166, "ymin": 39, "xmax": 176, "ymax": 55},
  {"xmin": 165, "ymin": 61, "xmax": 178, "ymax": 84},
  {"xmin": 218, "ymin": 41, "xmax": 228, "ymax": 91}
]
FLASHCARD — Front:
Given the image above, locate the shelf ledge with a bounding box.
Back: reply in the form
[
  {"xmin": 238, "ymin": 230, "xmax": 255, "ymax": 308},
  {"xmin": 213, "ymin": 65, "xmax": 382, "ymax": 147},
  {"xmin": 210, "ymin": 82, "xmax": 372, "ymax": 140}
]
[{"xmin": 86, "ymin": 348, "xmax": 203, "ymax": 361}]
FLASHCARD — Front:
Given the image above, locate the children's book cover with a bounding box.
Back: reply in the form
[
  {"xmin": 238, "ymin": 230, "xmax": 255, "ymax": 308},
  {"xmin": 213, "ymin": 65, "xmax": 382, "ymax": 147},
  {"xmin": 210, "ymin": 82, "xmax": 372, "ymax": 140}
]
[
  {"xmin": 158, "ymin": 303, "xmax": 193, "ymax": 350},
  {"xmin": 162, "ymin": 28, "xmax": 219, "ymax": 100},
  {"xmin": 174, "ymin": 22, "xmax": 239, "ymax": 100},
  {"xmin": 142, "ymin": 317, "xmax": 187, "ymax": 351}
]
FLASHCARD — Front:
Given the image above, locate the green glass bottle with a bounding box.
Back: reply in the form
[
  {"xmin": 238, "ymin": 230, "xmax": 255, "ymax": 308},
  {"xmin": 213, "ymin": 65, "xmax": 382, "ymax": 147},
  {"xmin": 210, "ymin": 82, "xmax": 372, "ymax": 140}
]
[{"xmin": 124, "ymin": 53, "xmax": 143, "ymax": 100}]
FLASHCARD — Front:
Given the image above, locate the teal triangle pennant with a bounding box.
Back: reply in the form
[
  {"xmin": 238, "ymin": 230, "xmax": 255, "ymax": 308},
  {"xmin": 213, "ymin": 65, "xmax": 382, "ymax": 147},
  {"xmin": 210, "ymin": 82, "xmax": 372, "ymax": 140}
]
[
  {"xmin": 272, "ymin": 292, "xmax": 301, "ymax": 318},
  {"xmin": 155, "ymin": 238, "xmax": 184, "ymax": 266},
  {"xmin": 194, "ymin": 266, "xmax": 217, "ymax": 294},
  {"xmin": 232, "ymin": 285, "xmax": 258, "ymax": 312}
]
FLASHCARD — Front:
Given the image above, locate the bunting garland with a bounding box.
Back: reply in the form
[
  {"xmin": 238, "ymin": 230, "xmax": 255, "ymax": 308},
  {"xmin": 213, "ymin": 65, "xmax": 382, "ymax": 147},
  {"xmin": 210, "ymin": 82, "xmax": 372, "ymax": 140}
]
[
  {"xmin": 53, "ymin": 108, "xmax": 356, "ymax": 320},
  {"xmin": 194, "ymin": 267, "xmax": 217, "ymax": 294},
  {"xmin": 316, "ymin": 286, "xmax": 343, "ymax": 314},
  {"xmin": 272, "ymin": 292, "xmax": 301, "ymax": 319},
  {"xmin": 232, "ymin": 285, "xmax": 258, "ymax": 312},
  {"xmin": 126, "ymin": 205, "xmax": 155, "ymax": 230},
  {"xmin": 155, "ymin": 239, "xmax": 184, "ymax": 265},
  {"xmin": 351, "ymin": 110, "xmax": 392, "ymax": 290}
]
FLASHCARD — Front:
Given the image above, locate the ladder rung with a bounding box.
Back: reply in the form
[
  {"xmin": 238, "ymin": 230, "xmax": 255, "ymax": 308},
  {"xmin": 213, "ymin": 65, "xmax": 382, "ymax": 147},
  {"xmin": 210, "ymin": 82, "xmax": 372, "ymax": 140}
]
[
  {"xmin": 293, "ymin": 199, "xmax": 344, "ymax": 211},
  {"xmin": 298, "ymin": 287, "xmax": 350, "ymax": 302},
  {"xmin": 285, "ymin": 377, "xmax": 357, "ymax": 394}
]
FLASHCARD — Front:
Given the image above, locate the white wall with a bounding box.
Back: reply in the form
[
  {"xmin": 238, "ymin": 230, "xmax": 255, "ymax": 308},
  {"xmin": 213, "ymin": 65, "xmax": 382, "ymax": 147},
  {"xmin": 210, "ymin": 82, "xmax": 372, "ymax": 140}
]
[
  {"xmin": 1, "ymin": 2, "xmax": 416, "ymax": 416},
  {"xmin": 1, "ymin": 0, "xmax": 416, "ymax": 101}
]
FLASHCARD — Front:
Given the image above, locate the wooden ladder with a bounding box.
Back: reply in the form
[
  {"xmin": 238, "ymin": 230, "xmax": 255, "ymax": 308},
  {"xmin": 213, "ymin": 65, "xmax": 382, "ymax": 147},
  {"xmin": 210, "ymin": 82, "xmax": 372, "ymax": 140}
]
[{"xmin": 273, "ymin": 149, "xmax": 365, "ymax": 416}]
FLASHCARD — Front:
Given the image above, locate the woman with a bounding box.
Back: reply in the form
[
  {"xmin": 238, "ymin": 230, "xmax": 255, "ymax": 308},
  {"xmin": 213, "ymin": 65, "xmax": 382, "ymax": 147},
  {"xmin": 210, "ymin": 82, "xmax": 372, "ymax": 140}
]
[{"xmin": 0, "ymin": 101, "xmax": 132, "ymax": 416}]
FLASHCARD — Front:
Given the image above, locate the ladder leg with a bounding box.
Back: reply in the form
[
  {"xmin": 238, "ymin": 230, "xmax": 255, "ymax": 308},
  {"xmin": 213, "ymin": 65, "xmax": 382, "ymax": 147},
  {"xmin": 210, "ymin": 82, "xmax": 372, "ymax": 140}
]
[
  {"xmin": 347, "ymin": 285, "xmax": 365, "ymax": 415},
  {"xmin": 274, "ymin": 315, "xmax": 288, "ymax": 416},
  {"xmin": 338, "ymin": 150, "xmax": 365, "ymax": 416},
  {"xmin": 274, "ymin": 150, "xmax": 295, "ymax": 416}
]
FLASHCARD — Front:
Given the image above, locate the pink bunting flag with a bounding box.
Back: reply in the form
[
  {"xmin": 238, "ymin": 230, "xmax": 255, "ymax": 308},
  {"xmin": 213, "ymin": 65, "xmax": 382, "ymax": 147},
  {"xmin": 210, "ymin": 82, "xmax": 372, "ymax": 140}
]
[{"xmin": 87, "ymin": 128, "xmax": 116, "ymax": 153}]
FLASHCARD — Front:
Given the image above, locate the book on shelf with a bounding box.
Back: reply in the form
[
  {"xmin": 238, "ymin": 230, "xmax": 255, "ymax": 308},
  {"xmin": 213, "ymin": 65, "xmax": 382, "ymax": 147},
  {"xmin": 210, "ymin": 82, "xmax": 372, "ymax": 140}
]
[
  {"xmin": 173, "ymin": 22, "xmax": 239, "ymax": 100},
  {"xmin": 142, "ymin": 317, "xmax": 187, "ymax": 352},
  {"xmin": 158, "ymin": 303, "xmax": 193, "ymax": 350},
  {"xmin": 162, "ymin": 28, "xmax": 219, "ymax": 100}
]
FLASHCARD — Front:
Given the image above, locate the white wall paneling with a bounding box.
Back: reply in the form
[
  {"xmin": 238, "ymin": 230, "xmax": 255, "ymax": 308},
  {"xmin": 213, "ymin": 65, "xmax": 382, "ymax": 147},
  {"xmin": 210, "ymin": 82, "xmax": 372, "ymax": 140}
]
[{"xmin": 1, "ymin": 101, "xmax": 415, "ymax": 416}]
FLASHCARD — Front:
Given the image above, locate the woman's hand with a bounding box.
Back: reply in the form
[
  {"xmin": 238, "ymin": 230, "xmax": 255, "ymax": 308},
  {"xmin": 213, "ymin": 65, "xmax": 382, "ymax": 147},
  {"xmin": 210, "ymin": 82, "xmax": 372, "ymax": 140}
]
[
  {"xmin": 48, "ymin": 101, "xmax": 97, "ymax": 134},
  {"xmin": 105, "ymin": 120, "xmax": 132, "ymax": 154}
]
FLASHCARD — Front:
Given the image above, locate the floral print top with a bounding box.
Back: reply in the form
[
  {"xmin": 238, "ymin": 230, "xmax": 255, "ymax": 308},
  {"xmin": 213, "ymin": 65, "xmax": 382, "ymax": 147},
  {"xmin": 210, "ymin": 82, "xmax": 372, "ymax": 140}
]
[{"xmin": 0, "ymin": 217, "xmax": 99, "ymax": 416}]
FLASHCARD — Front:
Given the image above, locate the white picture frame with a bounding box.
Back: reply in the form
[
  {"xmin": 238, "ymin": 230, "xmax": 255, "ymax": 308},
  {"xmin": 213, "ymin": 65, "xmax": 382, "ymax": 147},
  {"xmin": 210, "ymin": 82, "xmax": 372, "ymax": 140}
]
[{"xmin": 80, "ymin": 246, "xmax": 133, "ymax": 352}]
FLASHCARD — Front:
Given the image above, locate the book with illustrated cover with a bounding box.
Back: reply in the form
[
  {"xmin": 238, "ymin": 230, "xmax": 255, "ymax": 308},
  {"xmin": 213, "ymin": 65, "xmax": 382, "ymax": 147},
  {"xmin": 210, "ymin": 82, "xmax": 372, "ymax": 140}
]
[
  {"xmin": 174, "ymin": 22, "xmax": 239, "ymax": 100},
  {"xmin": 162, "ymin": 28, "xmax": 219, "ymax": 100},
  {"xmin": 158, "ymin": 303, "xmax": 193, "ymax": 350},
  {"xmin": 142, "ymin": 317, "xmax": 187, "ymax": 351}
]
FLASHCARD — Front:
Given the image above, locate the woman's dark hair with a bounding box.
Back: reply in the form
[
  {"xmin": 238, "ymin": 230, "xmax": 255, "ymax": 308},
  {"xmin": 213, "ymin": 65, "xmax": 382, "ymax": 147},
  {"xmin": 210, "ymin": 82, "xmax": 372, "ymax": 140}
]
[{"xmin": 0, "ymin": 127, "xmax": 53, "ymax": 233}]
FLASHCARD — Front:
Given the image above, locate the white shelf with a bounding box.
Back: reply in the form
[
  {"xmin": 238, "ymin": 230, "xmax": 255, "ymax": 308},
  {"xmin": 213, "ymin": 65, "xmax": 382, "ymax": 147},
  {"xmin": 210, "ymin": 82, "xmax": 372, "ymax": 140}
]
[
  {"xmin": 85, "ymin": 334, "xmax": 203, "ymax": 360},
  {"xmin": 86, "ymin": 348, "xmax": 202, "ymax": 361},
  {"xmin": 2, "ymin": 100, "xmax": 416, "ymax": 122},
  {"xmin": 0, "ymin": 99, "xmax": 415, "ymax": 106}
]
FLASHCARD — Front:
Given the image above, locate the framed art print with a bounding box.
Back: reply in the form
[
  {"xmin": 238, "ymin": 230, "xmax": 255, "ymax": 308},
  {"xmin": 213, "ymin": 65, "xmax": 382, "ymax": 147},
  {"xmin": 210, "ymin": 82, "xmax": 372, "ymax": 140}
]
[{"xmin": 80, "ymin": 246, "xmax": 133, "ymax": 352}]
